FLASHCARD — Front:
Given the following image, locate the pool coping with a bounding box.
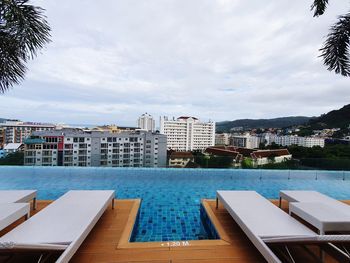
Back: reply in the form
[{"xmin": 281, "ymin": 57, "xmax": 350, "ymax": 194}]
[{"xmin": 117, "ymin": 198, "xmax": 231, "ymax": 249}]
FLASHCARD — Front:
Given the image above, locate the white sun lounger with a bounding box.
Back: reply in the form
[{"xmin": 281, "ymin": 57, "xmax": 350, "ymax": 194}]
[
  {"xmin": 0, "ymin": 190, "xmax": 37, "ymax": 210},
  {"xmin": 0, "ymin": 203, "xmax": 30, "ymax": 232},
  {"xmin": 279, "ymin": 190, "xmax": 350, "ymax": 213},
  {"xmin": 0, "ymin": 190, "xmax": 115, "ymax": 263},
  {"xmin": 216, "ymin": 190, "xmax": 350, "ymax": 263}
]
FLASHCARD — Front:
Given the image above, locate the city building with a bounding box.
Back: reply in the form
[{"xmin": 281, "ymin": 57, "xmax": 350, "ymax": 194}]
[
  {"xmin": 204, "ymin": 147, "xmax": 242, "ymax": 167},
  {"xmin": 230, "ymin": 134, "xmax": 260, "ymax": 149},
  {"xmin": 160, "ymin": 116, "xmax": 215, "ymax": 151},
  {"xmin": 92, "ymin": 125, "xmax": 137, "ymax": 133},
  {"xmin": 250, "ymin": 149, "xmax": 292, "ymax": 166},
  {"xmin": 0, "ymin": 127, "xmax": 4, "ymax": 148},
  {"xmin": 204, "ymin": 146, "xmax": 292, "ymax": 167},
  {"xmin": 215, "ymin": 133, "xmax": 230, "ymax": 145},
  {"xmin": 266, "ymin": 134, "xmax": 325, "ymax": 148},
  {"xmin": 24, "ymin": 129, "xmax": 166, "ymax": 167},
  {"xmin": 210, "ymin": 145, "xmax": 255, "ymax": 157},
  {"xmin": 0, "ymin": 120, "xmax": 56, "ymax": 145},
  {"xmin": 3, "ymin": 143, "xmax": 24, "ymax": 154},
  {"xmin": 137, "ymin": 113, "xmax": 156, "ymax": 132},
  {"xmin": 168, "ymin": 151, "xmax": 194, "ymax": 167}
]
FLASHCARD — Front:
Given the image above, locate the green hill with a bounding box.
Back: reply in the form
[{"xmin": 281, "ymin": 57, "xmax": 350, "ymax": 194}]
[
  {"xmin": 308, "ymin": 104, "xmax": 350, "ymax": 129},
  {"xmin": 216, "ymin": 116, "xmax": 311, "ymax": 132}
]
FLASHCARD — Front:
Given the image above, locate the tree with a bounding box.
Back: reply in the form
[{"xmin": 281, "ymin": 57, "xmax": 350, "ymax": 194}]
[
  {"xmin": 241, "ymin": 158, "xmax": 253, "ymax": 169},
  {"xmin": 267, "ymin": 154, "xmax": 276, "ymax": 164},
  {"xmin": 0, "ymin": 0, "xmax": 51, "ymax": 93},
  {"xmin": 0, "ymin": 152, "xmax": 24, "ymax": 165},
  {"xmin": 311, "ymin": 0, "xmax": 350, "ymax": 76}
]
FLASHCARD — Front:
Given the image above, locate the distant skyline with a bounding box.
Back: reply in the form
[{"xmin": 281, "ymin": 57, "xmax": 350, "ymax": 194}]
[{"xmin": 1, "ymin": 0, "xmax": 350, "ymax": 126}]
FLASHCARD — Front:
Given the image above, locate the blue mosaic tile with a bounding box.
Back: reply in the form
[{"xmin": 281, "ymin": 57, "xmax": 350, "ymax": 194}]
[{"xmin": 0, "ymin": 167, "xmax": 350, "ymax": 241}]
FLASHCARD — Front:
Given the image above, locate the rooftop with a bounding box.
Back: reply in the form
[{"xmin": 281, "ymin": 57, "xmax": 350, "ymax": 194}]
[
  {"xmin": 30, "ymin": 129, "xmax": 163, "ymax": 138},
  {"xmin": 0, "ymin": 121, "xmax": 55, "ymax": 127},
  {"xmin": 251, "ymin": 149, "xmax": 291, "ymax": 158},
  {"xmin": 177, "ymin": 116, "xmax": 199, "ymax": 120},
  {"xmin": 3, "ymin": 143, "xmax": 23, "ymax": 150},
  {"xmin": 170, "ymin": 151, "xmax": 194, "ymax": 159},
  {"xmin": 205, "ymin": 147, "xmax": 240, "ymax": 158}
]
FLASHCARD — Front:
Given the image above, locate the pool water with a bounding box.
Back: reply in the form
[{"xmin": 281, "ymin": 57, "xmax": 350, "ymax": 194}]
[{"xmin": 0, "ymin": 167, "xmax": 350, "ymax": 242}]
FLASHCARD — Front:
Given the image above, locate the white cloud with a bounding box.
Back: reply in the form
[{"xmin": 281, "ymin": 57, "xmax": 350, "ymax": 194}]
[{"xmin": 0, "ymin": 0, "xmax": 349, "ymax": 126}]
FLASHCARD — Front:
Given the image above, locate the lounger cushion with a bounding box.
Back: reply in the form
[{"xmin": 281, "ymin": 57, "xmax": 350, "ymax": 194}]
[
  {"xmin": 280, "ymin": 190, "xmax": 350, "ymax": 215},
  {"xmin": 0, "ymin": 190, "xmax": 114, "ymax": 245},
  {"xmin": 0, "ymin": 190, "xmax": 37, "ymax": 203},
  {"xmin": 217, "ymin": 191, "xmax": 316, "ymax": 238},
  {"xmin": 0, "ymin": 203, "xmax": 30, "ymax": 231}
]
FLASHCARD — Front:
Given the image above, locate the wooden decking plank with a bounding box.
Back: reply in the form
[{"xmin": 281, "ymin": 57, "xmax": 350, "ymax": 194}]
[{"xmin": 1, "ymin": 199, "xmax": 348, "ymax": 262}]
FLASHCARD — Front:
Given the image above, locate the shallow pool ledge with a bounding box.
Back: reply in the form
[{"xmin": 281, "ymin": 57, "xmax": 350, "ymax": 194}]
[{"xmin": 117, "ymin": 199, "xmax": 231, "ymax": 249}]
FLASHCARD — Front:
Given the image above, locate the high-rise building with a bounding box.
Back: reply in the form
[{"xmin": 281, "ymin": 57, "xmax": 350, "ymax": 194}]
[
  {"xmin": 0, "ymin": 120, "xmax": 55, "ymax": 145},
  {"xmin": 137, "ymin": 113, "xmax": 155, "ymax": 132},
  {"xmin": 160, "ymin": 116, "xmax": 215, "ymax": 151},
  {"xmin": 23, "ymin": 129, "xmax": 167, "ymax": 167}
]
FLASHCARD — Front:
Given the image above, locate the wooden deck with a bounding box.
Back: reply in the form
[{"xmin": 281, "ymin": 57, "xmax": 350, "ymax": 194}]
[{"xmin": 2, "ymin": 199, "xmax": 350, "ymax": 262}]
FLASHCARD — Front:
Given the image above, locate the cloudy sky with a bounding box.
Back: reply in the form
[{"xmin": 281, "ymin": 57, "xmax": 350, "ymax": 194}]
[{"xmin": 1, "ymin": 0, "xmax": 349, "ymax": 126}]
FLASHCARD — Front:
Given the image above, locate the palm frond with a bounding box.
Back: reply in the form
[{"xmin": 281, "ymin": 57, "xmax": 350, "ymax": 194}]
[
  {"xmin": 311, "ymin": 0, "xmax": 329, "ymax": 17},
  {"xmin": 320, "ymin": 12, "xmax": 350, "ymax": 76},
  {"xmin": 0, "ymin": 0, "xmax": 51, "ymax": 93}
]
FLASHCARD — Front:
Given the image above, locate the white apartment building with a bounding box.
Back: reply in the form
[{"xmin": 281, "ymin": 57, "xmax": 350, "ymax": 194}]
[
  {"xmin": 215, "ymin": 133, "xmax": 230, "ymax": 145},
  {"xmin": 137, "ymin": 113, "xmax": 155, "ymax": 132},
  {"xmin": 0, "ymin": 120, "xmax": 55, "ymax": 145},
  {"xmin": 160, "ymin": 116, "xmax": 215, "ymax": 151},
  {"xmin": 24, "ymin": 129, "xmax": 167, "ymax": 167},
  {"xmin": 267, "ymin": 134, "xmax": 325, "ymax": 148},
  {"xmin": 230, "ymin": 134, "xmax": 260, "ymax": 149}
]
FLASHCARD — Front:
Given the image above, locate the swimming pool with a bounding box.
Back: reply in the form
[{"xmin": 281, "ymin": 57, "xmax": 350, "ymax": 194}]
[{"xmin": 0, "ymin": 167, "xmax": 350, "ymax": 242}]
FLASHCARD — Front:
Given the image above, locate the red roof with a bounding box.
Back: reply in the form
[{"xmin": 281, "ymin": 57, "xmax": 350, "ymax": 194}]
[
  {"xmin": 233, "ymin": 147, "xmax": 256, "ymax": 157},
  {"xmin": 211, "ymin": 146, "xmax": 254, "ymax": 157},
  {"xmin": 177, "ymin": 116, "xmax": 198, "ymax": 120},
  {"xmin": 205, "ymin": 147, "xmax": 239, "ymax": 158},
  {"xmin": 251, "ymin": 149, "xmax": 290, "ymax": 159},
  {"xmin": 170, "ymin": 151, "xmax": 194, "ymax": 159}
]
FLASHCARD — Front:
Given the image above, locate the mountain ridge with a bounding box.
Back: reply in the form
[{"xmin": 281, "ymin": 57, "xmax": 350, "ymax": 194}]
[
  {"xmin": 308, "ymin": 104, "xmax": 350, "ymax": 129},
  {"xmin": 216, "ymin": 116, "xmax": 312, "ymax": 132},
  {"xmin": 216, "ymin": 104, "xmax": 350, "ymax": 133}
]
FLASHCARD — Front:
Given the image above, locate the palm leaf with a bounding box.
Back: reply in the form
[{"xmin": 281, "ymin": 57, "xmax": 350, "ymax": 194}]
[
  {"xmin": 0, "ymin": 0, "xmax": 51, "ymax": 93},
  {"xmin": 311, "ymin": 0, "xmax": 329, "ymax": 17},
  {"xmin": 320, "ymin": 13, "xmax": 350, "ymax": 76}
]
